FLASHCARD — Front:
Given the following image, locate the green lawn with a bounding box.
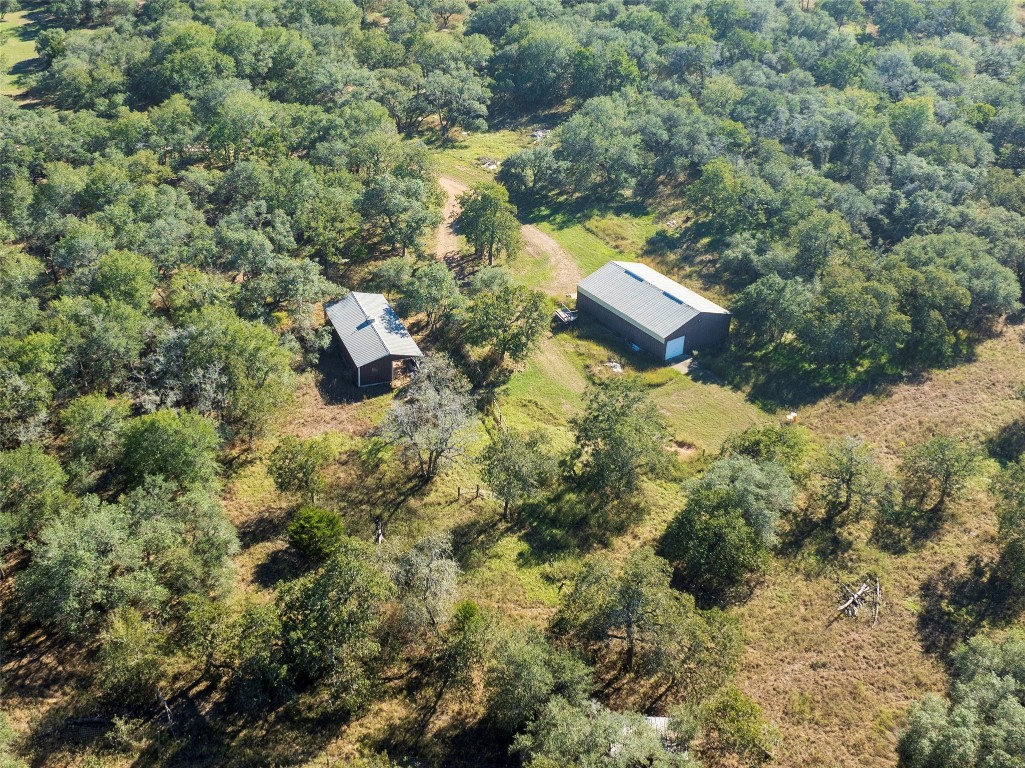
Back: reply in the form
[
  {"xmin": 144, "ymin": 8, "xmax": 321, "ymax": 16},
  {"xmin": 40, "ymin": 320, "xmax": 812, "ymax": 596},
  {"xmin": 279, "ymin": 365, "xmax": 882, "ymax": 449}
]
[
  {"xmin": 530, "ymin": 202, "xmax": 662, "ymax": 277},
  {"xmin": 501, "ymin": 333, "xmax": 588, "ymax": 442},
  {"xmin": 0, "ymin": 5, "xmax": 41, "ymax": 97},
  {"xmin": 651, "ymin": 364, "xmax": 771, "ymax": 451},
  {"xmin": 535, "ymin": 219, "xmax": 620, "ymax": 276},
  {"xmin": 431, "ymin": 129, "xmax": 533, "ymax": 185},
  {"xmin": 584, "ymin": 212, "xmax": 660, "ymax": 258},
  {"xmin": 502, "ymin": 321, "xmax": 771, "ymax": 455},
  {"xmin": 504, "ymin": 236, "xmax": 555, "ymax": 291}
]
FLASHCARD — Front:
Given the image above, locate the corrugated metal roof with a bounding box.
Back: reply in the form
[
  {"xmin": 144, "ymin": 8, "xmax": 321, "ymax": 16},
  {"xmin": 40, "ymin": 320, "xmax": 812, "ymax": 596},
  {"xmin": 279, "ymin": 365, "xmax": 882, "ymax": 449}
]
[
  {"xmin": 577, "ymin": 261, "xmax": 728, "ymax": 342},
  {"xmin": 325, "ymin": 292, "xmax": 423, "ymax": 368}
]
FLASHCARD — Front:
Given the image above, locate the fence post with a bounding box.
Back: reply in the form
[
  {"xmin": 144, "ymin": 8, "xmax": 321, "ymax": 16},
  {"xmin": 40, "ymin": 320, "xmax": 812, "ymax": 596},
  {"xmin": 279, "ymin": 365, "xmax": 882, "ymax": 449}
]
[{"xmin": 457, "ymin": 486, "xmax": 461, "ymax": 500}]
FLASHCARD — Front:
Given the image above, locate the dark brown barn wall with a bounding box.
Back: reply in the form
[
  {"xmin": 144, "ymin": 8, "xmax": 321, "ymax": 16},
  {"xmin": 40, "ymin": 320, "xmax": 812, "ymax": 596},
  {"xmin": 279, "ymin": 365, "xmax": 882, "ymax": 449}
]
[
  {"xmin": 666, "ymin": 312, "xmax": 731, "ymax": 352},
  {"xmin": 579, "ymin": 292, "xmax": 731, "ymax": 359},
  {"xmin": 335, "ymin": 329, "xmax": 397, "ymax": 387},
  {"xmin": 334, "ymin": 329, "xmax": 361, "ymax": 385},
  {"xmin": 577, "ymin": 293, "xmax": 667, "ymax": 358},
  {"xmin": 358, "ymin": 359, "xmax": 393, "ymax": 387}
]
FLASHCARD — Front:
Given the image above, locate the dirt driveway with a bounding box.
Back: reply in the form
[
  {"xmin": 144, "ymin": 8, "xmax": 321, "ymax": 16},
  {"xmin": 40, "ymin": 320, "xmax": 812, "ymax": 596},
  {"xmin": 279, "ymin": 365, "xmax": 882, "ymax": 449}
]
[{"xmin": 436, "ymin": 175, "xmax": 581, "ymax": 298}]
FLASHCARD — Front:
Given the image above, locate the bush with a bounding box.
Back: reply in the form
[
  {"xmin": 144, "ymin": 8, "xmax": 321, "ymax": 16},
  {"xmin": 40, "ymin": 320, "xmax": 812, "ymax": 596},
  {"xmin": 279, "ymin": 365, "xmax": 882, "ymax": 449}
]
[
  {"xmin": 226, "ymin": 604, "xmax": 292, "ymax": 713},
  {"xmin": 899, "ymin": 436, "xmax": 980, "ymax": 515},
  {"xmin": 662, "ymin": 456, "xmax": 795, "ymax": 602},
  {"xmin": 898, "ymin": 631, "xmax": 1025, "ymax": 768},
  {"xmin": 277, "ymin": 539, "xmax": 394, "ymax": 706},
  {"xmin": 699, "ymin": 686, "xmax": 779, "ymax": 767},
  {"xmin": 268, "ymin": 436, "xmax": 334, "ymax": 503},
  {"xmin": 97, "ymin": 607, "xmax": 166, "ymax": 706},
  {"xmin": 0, "ymin": 445, "xmax": 67, "ymax": 552},
  {"xmin": 485, "ymin": 629, "xmax": 592, "ymax": 732},
  {"xmin": 121, "ymin": 409, "xmax": 220, "ymax": 489},
  {"xmin": 287, "ymin": 506, "xmax": 344, "ymax": 561}
]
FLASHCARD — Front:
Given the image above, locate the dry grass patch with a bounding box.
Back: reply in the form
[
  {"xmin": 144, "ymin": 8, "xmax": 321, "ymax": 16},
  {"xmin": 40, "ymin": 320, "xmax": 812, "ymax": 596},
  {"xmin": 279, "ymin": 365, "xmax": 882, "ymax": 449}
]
[
  {"xmin": 734, "ymin": 323, "xmax": 1025, "ymax": 768},
  {"xmin": 800, "ymin": 321, "xmax": 1025, "ymax": 461},
  {"xmin": 735, "ymin": 497, "xmax": 1007, "ymax": 768}
]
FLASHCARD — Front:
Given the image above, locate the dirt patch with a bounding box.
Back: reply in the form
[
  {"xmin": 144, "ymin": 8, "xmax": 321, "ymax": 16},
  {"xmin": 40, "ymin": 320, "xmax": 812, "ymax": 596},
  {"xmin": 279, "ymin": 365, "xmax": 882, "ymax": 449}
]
[
  {"xmin": 282, "ymin": 371, "xmax": 375, "ymax": 441},
  {"xmin": 436, "ymin": 175, "xmax": 582, "ymax": 298},
  {"xmin": 671, "ymin": 440, "xmax": 698, "ymax": 460},
  {"xmin": 436, "ymin": 176, "xmax": 466, "ymax": 265},
  {"xmin": 521, "ymin": 224, "xmax": 581, "ymax": 299}
]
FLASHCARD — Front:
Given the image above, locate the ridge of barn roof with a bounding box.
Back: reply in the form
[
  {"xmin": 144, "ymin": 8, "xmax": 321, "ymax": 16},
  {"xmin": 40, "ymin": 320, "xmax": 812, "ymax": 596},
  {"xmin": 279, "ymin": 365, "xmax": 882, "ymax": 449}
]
[
  {"xmin": 325, "ymin": 292, "xmax": 423, "ymax": 368},
  {"xmin": 611, "ymin": 261, "xmax": 728, "ymax": 314},
  {"xmin": 577, "ymin": 261, "xmax": 728, "ymax": 342}
]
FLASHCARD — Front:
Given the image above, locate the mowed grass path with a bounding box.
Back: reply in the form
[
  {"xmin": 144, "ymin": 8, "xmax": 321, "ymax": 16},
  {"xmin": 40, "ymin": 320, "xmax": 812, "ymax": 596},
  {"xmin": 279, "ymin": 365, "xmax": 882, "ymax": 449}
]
[{"xmin": 1, "ymin": 4, "xmax": 43, "ymax": 97}]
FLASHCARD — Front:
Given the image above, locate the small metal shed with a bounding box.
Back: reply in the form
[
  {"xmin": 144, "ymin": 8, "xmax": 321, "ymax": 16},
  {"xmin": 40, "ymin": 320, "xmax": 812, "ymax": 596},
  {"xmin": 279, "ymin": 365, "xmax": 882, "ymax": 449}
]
[
  {"xmin": 576, "ymin": 261, "xmax": 730, "ymax": 361},
  {"xmin": 325, "ymin": 292, "xmax": 423, "ymax": 387}
]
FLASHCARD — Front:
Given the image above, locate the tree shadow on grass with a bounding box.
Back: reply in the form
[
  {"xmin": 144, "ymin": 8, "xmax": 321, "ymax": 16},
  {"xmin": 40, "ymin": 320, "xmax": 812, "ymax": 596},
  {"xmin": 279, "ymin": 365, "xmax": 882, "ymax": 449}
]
[
  {"xmin": 516, "ymin": 192, "xmax": 649, "ymax": 231},
  {"xmin": 252, "ymin": 545, "xmax": 306, "ymax": 590},
  {"xmin": 370, "ymin": 701, "xmax": 513, "ymax": 768},
  {"xmin": 1, "ymin": 619, "xmax": 95, "ymax": 723},
  {"xmin": 988, "ymin": 416, "xmax": 1025, "ymax": 464},
  {"xmin": 776, "ymin": 506, "xmax": 857, "ymax": 571},
  {"xmin": 871, "ymin": 504, "xmax": 951, "ymax": 555},
  {"xmin": 449, "ymin": 505, "xmax": 509, "ymax": 571},
  {"xmin": 128, "ymin": 688, "xmax": 350, "ymax": 768},
  {"xmin": 708, "ymin": 341, "xmax": 985, "ymax": 415},
  {"xmin": 432, "ymin": 720, "xmax": 514, "ymax": 768},
  {"xmin": 917, "ymin": 556, "xmax": 1025, "ymax": 663},
  {"xmin": 701, "ymin": 349, "xmax": 835, "ymax": 412},
  {"xmin": 314, "ymin": 337, "xmax": 398, "ymax": 407},
  {"xmin": 235, "ymin": 505, "xmax": 289, "ymax": 550},
  {"xmin": 329, "ymin": 452, "xmax": 425, "ymax": 539},
  {"xmin": 517, "ymin": 489, "xmax": 647, "ymax": 565}
]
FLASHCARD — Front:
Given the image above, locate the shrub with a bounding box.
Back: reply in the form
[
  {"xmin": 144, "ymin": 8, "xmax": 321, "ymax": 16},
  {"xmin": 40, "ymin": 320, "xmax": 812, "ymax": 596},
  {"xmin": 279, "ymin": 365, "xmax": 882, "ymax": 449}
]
[
  {"xmin": 287, "ymin": 505, "xmax": 344, "ymax": 561},
  {"xmin": 268, "ymin": 436, "xmax": 334, "ymax": 503},
  {"xmin": 898, "ymin": 631, "xmax": 1025, "ymax": 768}
]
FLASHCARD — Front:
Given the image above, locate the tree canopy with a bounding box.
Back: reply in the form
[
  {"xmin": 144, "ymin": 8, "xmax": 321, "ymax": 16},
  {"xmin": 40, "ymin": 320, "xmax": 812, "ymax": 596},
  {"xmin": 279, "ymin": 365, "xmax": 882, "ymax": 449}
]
[
  {"xmin": 899, "ymin": 631, "xmax": 1025, "ymax": 768},
  {"xmin": 569, "ymin": 377, "xmax": 671, "ymax": 501},
  {"xmin": 5, "ymin": 0, "xmax": 1025, "ymax": 763}
]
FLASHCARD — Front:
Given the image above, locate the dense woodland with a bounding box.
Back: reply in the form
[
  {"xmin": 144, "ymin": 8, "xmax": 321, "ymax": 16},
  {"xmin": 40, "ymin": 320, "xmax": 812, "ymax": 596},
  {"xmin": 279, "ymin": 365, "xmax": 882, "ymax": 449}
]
[{"xmin": 3, "ymin": 0, "xmax": 1025, "ymax": 765}]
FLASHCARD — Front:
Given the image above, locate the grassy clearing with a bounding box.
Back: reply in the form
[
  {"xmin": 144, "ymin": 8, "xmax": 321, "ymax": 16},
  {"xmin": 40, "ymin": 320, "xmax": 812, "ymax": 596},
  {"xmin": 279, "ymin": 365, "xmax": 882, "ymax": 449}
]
[
  {"xmin": 735, "ymin": 493, "xmax": 999, "ymax": 768},
  {"xmin": 534, "ymin": 219, "xmax": 620, "ymax": 276},
  {"xmin": 501, "ymin": 320, "xmax": 770, "ymax": 455},
  {"xmin": 731, "ymin": 322, "xmax": 1025, "ymax": 768},
  {"xmin": 503, "ymin": 237, "xmax": 556, "ymax": 292},
  {"xmin": 800, "ymin": 321, "xmax": 1025, "ymax": 462},
  {"xmin": 461, "ymin": 533, "xmax": 564, "ymax": 619},
  {"xmin": 501, "ymin": 333, "xmax": 587, "ymax": 441},
  {"xmin": 0, "ymin": 6, "xmax": 38, "ymax": 96},
  {"xmin": 583, "ymin": 211, "xmax": 659, "ymax": 258},
  {"xmin": 652, "ymin": 364, "xmax": 771, "ymax": 452},
  {"xmin": 430, "ymin": 129, "xmax": 533, "ymax": 186}
]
